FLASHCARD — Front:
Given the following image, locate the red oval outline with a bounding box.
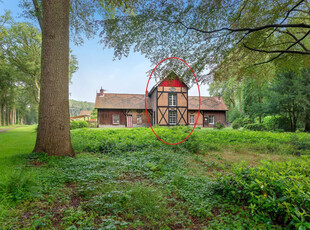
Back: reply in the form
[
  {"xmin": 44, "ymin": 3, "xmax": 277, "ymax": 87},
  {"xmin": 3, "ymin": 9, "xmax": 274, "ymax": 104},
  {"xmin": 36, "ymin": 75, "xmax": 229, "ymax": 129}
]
[{"xmin": 144, "ymin": 57, "xmax": 201, "ymax": 145}]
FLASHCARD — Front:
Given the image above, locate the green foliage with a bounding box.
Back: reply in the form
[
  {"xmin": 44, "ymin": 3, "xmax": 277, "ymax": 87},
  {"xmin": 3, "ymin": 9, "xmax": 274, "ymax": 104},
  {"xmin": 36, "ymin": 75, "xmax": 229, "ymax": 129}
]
[
  {"xmin": 242, "ymin": 78, "xmax": 268, "ymax": 120},
  {"xmin": 214, "ymin": 122, "xmax": 225, "ymax": 130},
  {"xmin": 209, "ymin": 77, "xmax": 242, "ymax": 119},
  {"xmin": 70, "ymin": 120, "xmax": 88, "ymax": 130},
  {"xmin": 263, "ymin": 116, "xmax": 291, "ymax": 132},
  {"xmin": 71, "ymin": 126, "xmax": 310, "ymax": 155},
  {"xmin": 0, "ymin": 13, "xmax": 79, "ymax": 126},
  {"xmin": 0, "ymin": 170, "xmax": 38, "ymax": 202},
  {"xmin": 226, "ymin": 107, "xmax": 241, "ymax": 122},
  {"xmin": 216, "ymin": 156, "xmax": 310, "ymax": 228},
  {"xmin": 2, "ymin": 126, "xmax": 310, "ymax": 228},
  {"xmin": 231, "ymin": 120, "xmax": 241, "ymax": 129},
  {"xmin": 84, "ymin": 183, "xmax": 169, "ymax": 224},
  {"xmin": 231, "ymin": 117, "xmax": 252, "ymax": 129},
  {"xmin": 244, "ymin": 123, "xmax": 266, "ymax": 131},
  {"xmin": 266, "ymin": 70, "xmax": 310, "ymax": 131},
  {"xmin": 289, "ymin": 135, "xmax": 310, "ymax": 156},
  {"xmin": 90, "ymin": 108, "xmax": 97, "ymax": 119},
  {"xmin": 100, "ymin": 0, "xmax": 310, "ymax": 82}
]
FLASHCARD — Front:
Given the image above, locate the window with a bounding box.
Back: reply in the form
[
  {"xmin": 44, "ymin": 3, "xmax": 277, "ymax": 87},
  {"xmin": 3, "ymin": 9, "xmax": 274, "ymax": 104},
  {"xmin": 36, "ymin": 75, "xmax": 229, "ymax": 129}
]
[
  {"xmin": 137, "ymin": 115, "xmax": 142, "ymax": 124},
  {"xmin": 112, "ymin": 114, "xmax": 119, "ymax": 124},
  {"xmin": 190, "ymin": 115, "xmax": 195, "ymax": 124},
  {"xmin": 169, "ymin": 111, "xmax": 177, "ymax": 125},
  {"xmin": 168, "ymin": 93, "xmax": 176, "ymax": 106},
  {"xmin": 208, "ymin": 115, "xmax": 214, "ymax": 124}
]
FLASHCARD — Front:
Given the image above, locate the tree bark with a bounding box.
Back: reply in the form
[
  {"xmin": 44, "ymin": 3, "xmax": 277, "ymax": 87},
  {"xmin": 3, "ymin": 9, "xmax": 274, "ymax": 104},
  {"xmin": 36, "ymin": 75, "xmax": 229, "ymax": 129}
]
[
  {"xmin": 6, "ymin": 101, "xmax": 9, "ymax": 126},
  {"xmin": 305, "ymin": 112, "xmax": 310, "ymax": 132},
  {"xmin": 1, "ymin": 104, "xmax": 5, "ymax": 126},
  {"xmin": 33, "ymin": 0, "xmax": 75, "ymax": 156},
  {"xmin": 10, "ymin": 110, "xmax": 13, "ymax": 125},
  {"xmin": 13, "ymin": 108, "xmax": 16, "ymax": 124}
]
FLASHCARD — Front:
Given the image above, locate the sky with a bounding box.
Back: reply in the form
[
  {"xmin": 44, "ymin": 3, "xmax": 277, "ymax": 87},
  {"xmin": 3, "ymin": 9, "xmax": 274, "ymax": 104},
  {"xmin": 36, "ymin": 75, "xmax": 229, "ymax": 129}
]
[{"xmin": 0, "ymin": 1, "xmax": 209, "ymax": 103}]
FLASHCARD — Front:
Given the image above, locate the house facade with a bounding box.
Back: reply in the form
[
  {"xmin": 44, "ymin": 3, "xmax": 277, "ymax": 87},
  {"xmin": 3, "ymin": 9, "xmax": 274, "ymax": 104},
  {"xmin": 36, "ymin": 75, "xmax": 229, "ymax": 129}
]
[{"xmin": 95, "ymin": 72, "xmax": 228, "ymax": 128}]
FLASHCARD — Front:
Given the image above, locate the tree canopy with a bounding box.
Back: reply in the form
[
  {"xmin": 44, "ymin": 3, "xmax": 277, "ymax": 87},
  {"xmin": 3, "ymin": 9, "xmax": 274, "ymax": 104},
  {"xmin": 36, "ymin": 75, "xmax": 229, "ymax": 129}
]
[{"xmin": 99, "ymin": 0, "xmax": 310, "ymax": 83}]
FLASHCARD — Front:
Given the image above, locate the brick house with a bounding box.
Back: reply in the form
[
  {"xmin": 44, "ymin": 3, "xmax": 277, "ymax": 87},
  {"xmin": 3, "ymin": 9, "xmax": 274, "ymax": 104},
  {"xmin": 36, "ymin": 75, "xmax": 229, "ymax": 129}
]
[{"xmin": 95, "ymin": 72, "xmax": 228, "ymax": 128}]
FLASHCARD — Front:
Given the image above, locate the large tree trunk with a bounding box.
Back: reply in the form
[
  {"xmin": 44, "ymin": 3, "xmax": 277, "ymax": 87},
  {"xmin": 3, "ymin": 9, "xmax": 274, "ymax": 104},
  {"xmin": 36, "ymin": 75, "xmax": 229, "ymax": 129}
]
[{"xmin": 33, "ymin": 0, "xmax": 74, "ymax": 156}]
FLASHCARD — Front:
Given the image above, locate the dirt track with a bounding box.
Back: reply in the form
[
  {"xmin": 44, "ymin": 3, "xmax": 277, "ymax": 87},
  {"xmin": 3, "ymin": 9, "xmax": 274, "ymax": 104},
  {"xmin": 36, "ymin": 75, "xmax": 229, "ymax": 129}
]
[{"xmin": 0, "ymin": 127, "xmax": 19, "ymax": 133}]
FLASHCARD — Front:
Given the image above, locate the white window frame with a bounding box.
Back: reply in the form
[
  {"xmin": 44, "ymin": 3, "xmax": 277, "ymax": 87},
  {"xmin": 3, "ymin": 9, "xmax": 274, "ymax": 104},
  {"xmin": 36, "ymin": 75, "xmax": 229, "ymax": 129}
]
[
  {"xmin": 208, "ymin": 115, "xmax": 214, "ymax": 124},
  {"xmin": 190, "ymin": 115, "xmax": 195, "ymax": 124},
  {"xmin": 168, "ymin": 93, "xmax": 177, "ymax": 106},
  {"xmin": 169, "ymin": 111, "xmax": 177, "ymax": 125},
  {"xmin": 112, "ymin": 114, "xmax": 119, "ymax": 124},
  {"xmin": 137, "ymin": 114, "xmax": 142, "ymax": 124}
]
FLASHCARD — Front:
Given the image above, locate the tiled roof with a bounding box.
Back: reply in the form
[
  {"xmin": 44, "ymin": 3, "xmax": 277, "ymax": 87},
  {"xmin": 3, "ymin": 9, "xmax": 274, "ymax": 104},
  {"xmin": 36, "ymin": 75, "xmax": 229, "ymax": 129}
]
[
  {"xmin": 188, "ymin": 96, "xmax": 228, "ymax": 111},
  {"xmin": 95, "ymin": 93, "xmax": 151, "ymax": 109},
  {"xmin": 80, "ymin": 110, "xmax": 91, "ymax": 116}
]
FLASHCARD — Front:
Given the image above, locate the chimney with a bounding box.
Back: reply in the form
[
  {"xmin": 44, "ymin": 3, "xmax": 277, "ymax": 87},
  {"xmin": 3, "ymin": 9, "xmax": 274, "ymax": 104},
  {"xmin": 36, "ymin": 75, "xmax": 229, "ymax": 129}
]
[
  {"xmin": 100, "ymin": 87, "xmax": 104, "ymax": 97},
  {"xmin": 217, "ymin": 92, "xmax": 221, "ymax": 101}
]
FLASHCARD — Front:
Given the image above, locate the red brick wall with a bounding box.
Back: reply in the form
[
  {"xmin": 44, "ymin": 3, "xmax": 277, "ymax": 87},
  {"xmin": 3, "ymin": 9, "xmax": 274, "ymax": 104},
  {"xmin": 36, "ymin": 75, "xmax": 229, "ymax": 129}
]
[{"xmin": 98, "ymin": 109, "xmax": 126, "ymax": 125}]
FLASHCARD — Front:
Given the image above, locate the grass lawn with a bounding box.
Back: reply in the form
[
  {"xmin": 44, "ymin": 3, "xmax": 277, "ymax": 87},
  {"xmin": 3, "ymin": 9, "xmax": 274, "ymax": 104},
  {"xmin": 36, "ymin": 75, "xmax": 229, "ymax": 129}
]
[
  {"xmin": 0, "ymin": 126, "xmax": 309, "ymax": 229},
  {"xmin": 0, "ymin": 126, "xmax": 36, "ymax": 179}
]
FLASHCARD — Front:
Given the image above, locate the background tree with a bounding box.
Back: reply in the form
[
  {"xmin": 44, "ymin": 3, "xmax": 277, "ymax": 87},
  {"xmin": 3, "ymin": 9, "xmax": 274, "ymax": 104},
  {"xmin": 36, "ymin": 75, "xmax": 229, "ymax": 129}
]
[
  {"xmin": 242, "ymin": 78, "xmax": 268, "ymax": 123},
  {"xmin": 298, "ymin": 68, "xmax": 310, "ymax": 131},
  {"xmin": 0, "ymin": 12, "xmax": 78, "ymax": 127},
  {"xmin": 267, "ymin": 69, "xmax": 310, "ymax": 131},
  {"xmin": 0, "ymin": 14, "xmax": 79, "ymax": 104},
  {"xmin": 1, "ymin": 19, "xmax": 41, "ymax": 103},
  {"xmin": 209, "ymin": 77, "xmax": 242, "ymax": 122},
  {"xmin": 69, "ymin": 100, "xmax": 94, "ymax": 116}
]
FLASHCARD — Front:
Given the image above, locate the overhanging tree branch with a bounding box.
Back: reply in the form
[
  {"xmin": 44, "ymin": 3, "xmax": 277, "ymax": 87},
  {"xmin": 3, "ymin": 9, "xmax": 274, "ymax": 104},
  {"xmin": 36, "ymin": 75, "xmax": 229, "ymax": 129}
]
[
  {"xmin": 171, "ymin": 19, "xmax": 310, "ymax": 34},
  {"xmin": 280, "ymin": 0, "xmax": 306, "ymax": 24},
  {"xmin": 245, "ymin": 30, "xmax": 310, "ymax": 65},
  {"xmin": 278, "ymin": 29, "xmax": 309, "ymax": 52},
  {"xmin": 32, "ymin": 0, "xmax": 43, "ymax": 30}
]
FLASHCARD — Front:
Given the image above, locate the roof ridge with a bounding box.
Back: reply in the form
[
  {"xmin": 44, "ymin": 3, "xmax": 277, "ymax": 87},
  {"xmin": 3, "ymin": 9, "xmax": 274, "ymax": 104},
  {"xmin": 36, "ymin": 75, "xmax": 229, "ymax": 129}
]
[{"xmin": 104, "ymin": 93, "xmax": 145, "ymax": 96}]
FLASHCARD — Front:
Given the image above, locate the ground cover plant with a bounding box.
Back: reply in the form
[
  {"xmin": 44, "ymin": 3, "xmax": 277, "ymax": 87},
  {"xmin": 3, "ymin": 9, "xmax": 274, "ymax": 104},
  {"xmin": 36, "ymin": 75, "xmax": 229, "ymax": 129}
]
[{"xmin": 0, "ymin": 126, "xmax": 309, "ymax": 229}]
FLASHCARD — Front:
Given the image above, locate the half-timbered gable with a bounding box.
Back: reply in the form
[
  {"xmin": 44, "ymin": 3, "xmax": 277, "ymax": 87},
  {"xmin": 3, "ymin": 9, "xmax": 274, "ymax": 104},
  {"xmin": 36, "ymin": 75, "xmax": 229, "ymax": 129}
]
[{"xmin": 149, "ymin": 72, "xmax": 189, "ymax": 126}]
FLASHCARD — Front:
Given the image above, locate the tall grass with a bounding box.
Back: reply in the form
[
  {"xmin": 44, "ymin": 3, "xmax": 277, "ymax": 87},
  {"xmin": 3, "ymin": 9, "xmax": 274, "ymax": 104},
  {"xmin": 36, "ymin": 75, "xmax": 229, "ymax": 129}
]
[{"xmin": 71, "ymin": 126, "xmax": 310, "ymax": 155}]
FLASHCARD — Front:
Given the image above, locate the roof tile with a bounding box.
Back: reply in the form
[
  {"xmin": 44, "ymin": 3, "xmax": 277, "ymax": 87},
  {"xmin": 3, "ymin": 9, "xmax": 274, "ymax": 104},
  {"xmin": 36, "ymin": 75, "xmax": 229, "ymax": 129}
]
[{"xmin": 95, "ymin": 93, "xmax": 151, "ymax": 109}]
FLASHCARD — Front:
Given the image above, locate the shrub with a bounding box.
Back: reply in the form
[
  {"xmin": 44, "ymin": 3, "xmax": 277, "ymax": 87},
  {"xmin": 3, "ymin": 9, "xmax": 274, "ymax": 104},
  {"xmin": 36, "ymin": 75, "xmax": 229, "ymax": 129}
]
[
  {"xmin": 215, "ymin": 156, "xmax": 310, "ymax": 228},
  {"xmin": 263, "ymin": 116, "xmax": 291, "ymax": 131},
  {"xmin": 240, "ymin": 117, "xmax": 253, "ymax": 126},
  {"xmin": 0, "ymin": 171, "xmax": 38, "ymax": 202},
  {"xmin": 289, "ymin": 135, "xmax": 310, "ymax": 155},
  {"xmin": 231, "ymin": 121, "xmax": 241, "ymax": 129},
  {"xmin": 70, "ymin": 120, "xmax": 88, "ymax": 130},
  {"xmin": 244, "ymin": 123, "xmax": 266, "ymax": 131},
  {"xmin": 214, "ymin": 122, "xmax": 225, "ymax": 130},
  {"xmin": 231, "ymin": 117, "xmax": 253, "ymax": 129}
]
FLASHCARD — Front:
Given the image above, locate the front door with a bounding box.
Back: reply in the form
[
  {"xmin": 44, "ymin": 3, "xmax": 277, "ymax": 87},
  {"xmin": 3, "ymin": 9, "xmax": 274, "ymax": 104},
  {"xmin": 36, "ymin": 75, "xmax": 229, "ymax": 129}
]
[
  {"xmin": 127, "ymin": 115, "xmax": 132, "ymax": 128},
  {"xmin": 203, "ymin": 116, "xmax": 208, "ymax": 127}
]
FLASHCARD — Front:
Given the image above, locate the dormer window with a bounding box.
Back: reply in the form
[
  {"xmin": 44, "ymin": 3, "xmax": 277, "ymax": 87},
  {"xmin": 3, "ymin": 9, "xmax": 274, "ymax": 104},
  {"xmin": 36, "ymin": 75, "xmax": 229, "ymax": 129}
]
[{"xmin": 168, "ymin": 93, "xmax": 176, "ymax": 106}]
